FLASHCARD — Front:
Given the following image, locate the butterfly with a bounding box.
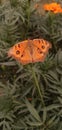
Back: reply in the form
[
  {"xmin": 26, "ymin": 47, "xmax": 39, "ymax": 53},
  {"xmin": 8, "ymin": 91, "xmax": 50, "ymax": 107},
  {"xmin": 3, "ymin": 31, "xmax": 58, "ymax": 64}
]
[{"xmin": 8, "ymin": 39, "xmax": 51, "ymax": 65}]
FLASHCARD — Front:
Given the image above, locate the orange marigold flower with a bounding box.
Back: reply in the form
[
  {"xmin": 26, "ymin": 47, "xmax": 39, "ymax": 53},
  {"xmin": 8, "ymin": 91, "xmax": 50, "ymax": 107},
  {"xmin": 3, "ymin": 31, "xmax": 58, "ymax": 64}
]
[{"xmin": 43, "ymin": 2, "xmax": 62, "ymax": 13}]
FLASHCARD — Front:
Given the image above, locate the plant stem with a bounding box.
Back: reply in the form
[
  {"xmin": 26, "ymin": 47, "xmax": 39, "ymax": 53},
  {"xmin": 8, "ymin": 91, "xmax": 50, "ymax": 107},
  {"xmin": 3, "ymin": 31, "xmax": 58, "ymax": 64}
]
[
  {"xmin": 49, "ymin": 12, "xmax": 57, "ymax": 52},
  {"xmin": 28, "ymin": 65, "xmax": 45, "ymax": 106},
  {"xmin": 24, "ymin": 1, "xmax": 31, "ymax": 38}
]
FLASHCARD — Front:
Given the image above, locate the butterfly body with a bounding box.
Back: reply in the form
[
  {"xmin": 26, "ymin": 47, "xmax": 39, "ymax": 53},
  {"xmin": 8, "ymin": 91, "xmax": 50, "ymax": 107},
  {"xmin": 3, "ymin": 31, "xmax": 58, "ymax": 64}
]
[{"xmin": 8, "ymin": 39, "xmax": 51, "ymax": 65}]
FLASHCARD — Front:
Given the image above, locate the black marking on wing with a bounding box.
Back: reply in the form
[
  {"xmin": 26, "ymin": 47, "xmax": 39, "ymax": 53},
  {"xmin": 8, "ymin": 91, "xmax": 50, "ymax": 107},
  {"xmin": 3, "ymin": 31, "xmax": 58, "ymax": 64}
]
[
  {"xmin": 18, "ymin": 44, "xmax": 21, "ymax": 48},
  {"xmin": 15, "ymin": 45, "xmax": 17, "ymax": 49},
  {"xmin": 41, "ymin": 45, "xmax": 45, "ymax": 49},
  {"xmin": 37, "ymin": 48, "xmax": 43, "ymax": 54},
  {"xmin": 41, "ymin": 39, "xmax": 44, "ymax": 43},
  {"xmin": 20, "ymin": 50, "xmax": 26, "ymax": 58},
  {"xmin": 38, "ymin": 39, "xmax": 41, "ymax": 44},
  {"xmin": 16, "ymin": 50, "xmax": 20, "ymax": 55},
  {"xmin": 21, "ymin": 54, "xmax": 24, "ymax": 57}
]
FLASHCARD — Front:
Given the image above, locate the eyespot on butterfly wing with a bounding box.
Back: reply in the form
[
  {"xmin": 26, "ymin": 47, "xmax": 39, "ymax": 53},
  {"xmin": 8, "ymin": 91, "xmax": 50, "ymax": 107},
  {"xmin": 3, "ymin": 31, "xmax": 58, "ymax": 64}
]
[{"xmin": 8, "ymin": 39, "xmax": 52, "ymax": 65}]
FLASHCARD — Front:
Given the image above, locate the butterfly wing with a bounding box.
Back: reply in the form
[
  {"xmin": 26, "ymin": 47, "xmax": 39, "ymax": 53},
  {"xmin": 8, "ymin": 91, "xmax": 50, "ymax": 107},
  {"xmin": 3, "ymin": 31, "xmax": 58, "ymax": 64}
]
[
  {"xmin": 8, "ymin": 40, "xmax": 33, "ymax": 64},
  {"xmin": 32, "ymin": 39, "xmax": 51, "ymax": 62},
  {"xmin": 8, "ymin": 39, "xmax": 51, "ymax": 65}
]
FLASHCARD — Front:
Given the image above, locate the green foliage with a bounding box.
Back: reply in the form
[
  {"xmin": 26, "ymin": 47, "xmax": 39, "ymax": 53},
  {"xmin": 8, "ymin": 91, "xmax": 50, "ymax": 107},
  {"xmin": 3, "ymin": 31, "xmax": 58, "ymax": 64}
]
[{"xmin": 0, "ymin": 0, "xmax": 62, "ymax": 130}]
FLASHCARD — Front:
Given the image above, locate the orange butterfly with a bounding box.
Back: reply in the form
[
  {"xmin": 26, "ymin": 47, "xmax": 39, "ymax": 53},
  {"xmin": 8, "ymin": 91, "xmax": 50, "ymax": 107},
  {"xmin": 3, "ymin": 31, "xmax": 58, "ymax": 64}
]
[{"xmin": 8, "ymin": 39, "xmax": 51, "ymax": 65}]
